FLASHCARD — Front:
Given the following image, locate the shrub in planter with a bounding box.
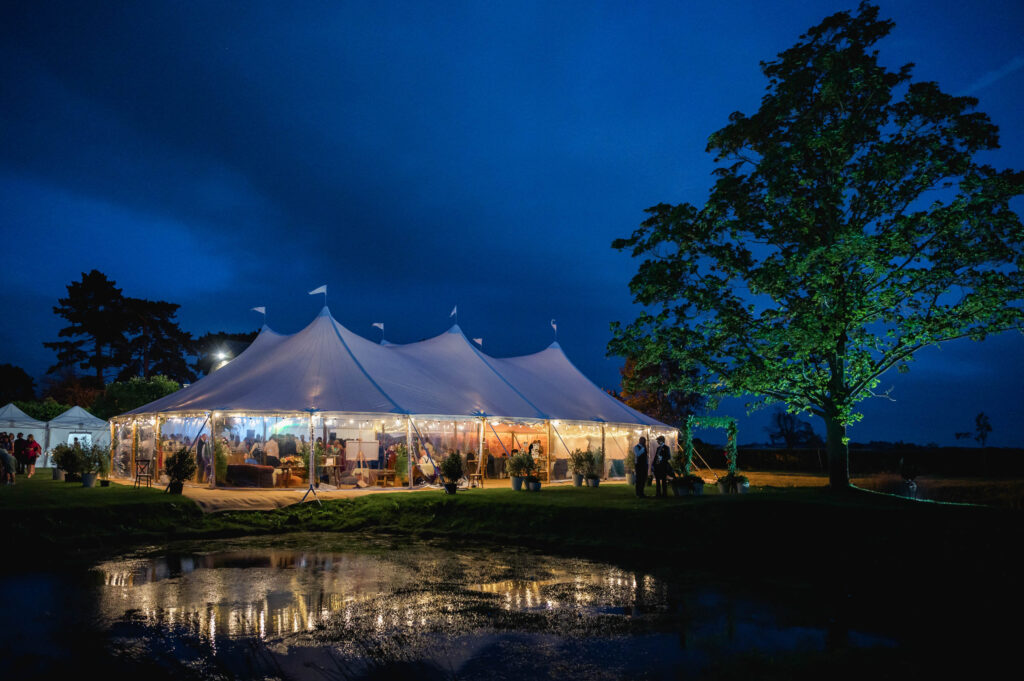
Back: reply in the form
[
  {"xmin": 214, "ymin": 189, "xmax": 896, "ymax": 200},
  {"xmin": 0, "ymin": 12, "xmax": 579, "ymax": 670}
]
[
  {"xmin": 51, "ymin": 443, "xmax": 83, "ymax": 478},
  {"xmin": 80, "ymin": 444, "xmax": 109, "ymax": 487},
  {"xmin": 717, "ymin": 472, "xmax": 749, "ymax": 494},
  {"xmin": 585, "ymin": 473, "xmax": 601, "ymax": 488},
  {"xmin": 440, "ymin": 451, "xmax": 463, "ymax": 494},
  {"xmin": 524, "ymin": 474, "xmax": 541, "ymax": 491},
  {"xmin": 165, "ymin": 447, "xmax": 197, "ymax": 494},
  {"xmin": 506, "ymin": 451, "xmax": 532, "ymax": 489},
  {"xmin": 569, "ymin": 449, "xmax": 589, "ymax": 486},
  {"xmin": 672, "ymin": 474, "xmax": 705, "ymax": 496}
]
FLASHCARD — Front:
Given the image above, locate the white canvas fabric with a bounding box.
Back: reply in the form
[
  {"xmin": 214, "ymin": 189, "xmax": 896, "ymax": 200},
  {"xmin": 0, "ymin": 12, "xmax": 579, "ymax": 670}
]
[
  {"xmin": 124, "ymin": 308, "xmax": 667, "ymax": 427},
  {"xmin": 45, "ymin": 405, "xmax": 111, "ymax": 454},
  {"xmin": 0, "ymin": 402, "xmax": 50, "ymax": 461}
]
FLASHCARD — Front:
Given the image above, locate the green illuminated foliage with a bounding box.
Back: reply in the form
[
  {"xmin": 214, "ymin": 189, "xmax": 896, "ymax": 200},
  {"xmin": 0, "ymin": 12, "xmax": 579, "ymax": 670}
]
[{"xmin": 610, "ymin": 3, "xmax": 1023, "ymax": 489}]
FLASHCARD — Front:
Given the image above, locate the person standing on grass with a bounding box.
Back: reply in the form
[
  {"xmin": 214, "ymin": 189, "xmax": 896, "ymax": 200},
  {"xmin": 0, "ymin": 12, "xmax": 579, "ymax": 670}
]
[
  {"xmin": 23, "ymin": 434, "xmax": 41, "ymax": 478},
  {"xmin": 13, "ymin": 433, "xmax": 26, "ymax": 474},
  {"xmin": 633, "ymin": 437, "xmax": 648, "ymax": 498},
  {"xmin": 651, "ymin": 436, "xmax": 673, "ymax": 498},
  {"xmin": 0, "ymin": 446, "xmax": 16, "ymax": 485}
]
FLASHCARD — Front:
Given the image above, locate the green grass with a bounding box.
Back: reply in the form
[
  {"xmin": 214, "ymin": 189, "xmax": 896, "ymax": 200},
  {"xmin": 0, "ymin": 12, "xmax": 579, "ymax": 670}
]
[{"xmin": 8, "ymin": 473, "xmax": 1023, "ymax": 614}]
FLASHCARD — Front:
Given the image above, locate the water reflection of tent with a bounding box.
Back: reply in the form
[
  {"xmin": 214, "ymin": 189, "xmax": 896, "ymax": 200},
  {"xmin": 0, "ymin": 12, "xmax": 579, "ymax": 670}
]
[{"xmin": 115, "ymin": 307, "xmax": 676, "ymax": 485}]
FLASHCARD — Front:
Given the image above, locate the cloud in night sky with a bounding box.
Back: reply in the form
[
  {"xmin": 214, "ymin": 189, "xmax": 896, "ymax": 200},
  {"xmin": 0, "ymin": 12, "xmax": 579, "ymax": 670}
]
[{"xmin": 1, "ymin": 1, "xmax": 1022, "ymax": 446}]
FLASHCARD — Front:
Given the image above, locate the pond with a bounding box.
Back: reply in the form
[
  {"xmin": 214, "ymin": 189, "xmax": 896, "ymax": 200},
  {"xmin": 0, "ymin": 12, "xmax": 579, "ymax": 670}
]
[{"xmin": 4, "ymin": 533, "xmax": 896, "ymax": 679}]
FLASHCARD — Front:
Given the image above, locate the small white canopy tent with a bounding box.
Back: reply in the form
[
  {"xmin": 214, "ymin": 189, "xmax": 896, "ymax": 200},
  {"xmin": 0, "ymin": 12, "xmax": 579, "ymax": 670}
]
[
  {"xmin": 0, "ymin": 403, "xmax": 49, "ymax": 465},
  {"xmin": 46, "ymin": 406, "xmax": 110, "ymax": 465}
]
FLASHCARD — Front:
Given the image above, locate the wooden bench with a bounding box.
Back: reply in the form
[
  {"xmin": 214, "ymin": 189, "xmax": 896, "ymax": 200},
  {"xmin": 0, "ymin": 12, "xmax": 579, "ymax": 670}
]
[{"xmin": 375, "ymin": 469, "xmax": 396, "ymax": 487}]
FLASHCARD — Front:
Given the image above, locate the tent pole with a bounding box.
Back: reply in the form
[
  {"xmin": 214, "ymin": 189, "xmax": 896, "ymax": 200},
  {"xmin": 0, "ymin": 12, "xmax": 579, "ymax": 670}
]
[
  {"xmin": 601, "ymin": 425, "xmax": 606, "ymax": 479},
  {"xmin": 406, "ymin": 417, "xmax": 413, "ymax": 486},
  {"xmin": 208, "ymin": 412, "xmax": 216, "ymax": 489},
  {"xmin": 478, "ymin": 417, "xmax": 484, "ymax": 488}
]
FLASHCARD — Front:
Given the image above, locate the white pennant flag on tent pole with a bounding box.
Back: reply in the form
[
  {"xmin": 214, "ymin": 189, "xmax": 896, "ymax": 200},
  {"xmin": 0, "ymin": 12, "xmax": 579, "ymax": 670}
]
[
  {"xmin": 472, "ymin": 338, "xmax": 483, "ymax": 346},
  {"xmin": 309, "ymin": 285, "xmax": 327, "ymax": 306},
  {"xmin": 450, "ymin": 305, "xmax": 457, "ymax": 318},
  {"xmin": 372, "ymin": 322, "xmax": 384, "ymax": 331},
  {"xmin": 550, "ymin": 319, "xmax": 558, "ymax": 338},
  {"xmin": 252, "ymin": 306, "xmax": 266, "ymax": 315}
]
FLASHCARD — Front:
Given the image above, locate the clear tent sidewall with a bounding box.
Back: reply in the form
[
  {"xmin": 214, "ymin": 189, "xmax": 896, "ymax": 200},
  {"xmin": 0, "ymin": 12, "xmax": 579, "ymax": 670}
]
[{"xmin": 110, "ymin": 411, "xmax": 677, "ymax": 488}]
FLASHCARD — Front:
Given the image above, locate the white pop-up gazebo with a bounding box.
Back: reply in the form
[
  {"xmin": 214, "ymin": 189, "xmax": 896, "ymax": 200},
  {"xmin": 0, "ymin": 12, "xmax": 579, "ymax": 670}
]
[
  {"xmin": 0, "ymin": 403, "xmax": 49, "ymax": 465},
  {"xmin": 46, "ymin": 406, "xmax": 110, "ymax": 465}
]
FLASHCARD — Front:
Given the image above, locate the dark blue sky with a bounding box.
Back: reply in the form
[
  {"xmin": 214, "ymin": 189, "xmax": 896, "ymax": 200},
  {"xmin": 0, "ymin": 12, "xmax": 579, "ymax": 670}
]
[{"xmin": 2, "ymin": 2, "xmax": 1022, "ymax": 446}]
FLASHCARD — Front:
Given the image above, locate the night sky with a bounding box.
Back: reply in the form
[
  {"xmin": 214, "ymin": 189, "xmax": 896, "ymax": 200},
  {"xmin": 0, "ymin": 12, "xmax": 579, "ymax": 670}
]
[{"xmin": 2, "ymin": 2, "xmax": 1022, "ymax": 446}]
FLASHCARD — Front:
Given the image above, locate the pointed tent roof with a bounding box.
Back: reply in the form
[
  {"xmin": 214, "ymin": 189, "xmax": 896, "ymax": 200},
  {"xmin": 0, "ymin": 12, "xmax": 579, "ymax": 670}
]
[
  {"xmin": 47, "ymin": 405, "xmax": 108, "ymax": 429},
  {"xmin": 0, "ymin": 403, "xmax": 47, "ymax": 429},
  {"xmin": 123, "ymin": 310, "xmax": 668, "ymax": 427}
]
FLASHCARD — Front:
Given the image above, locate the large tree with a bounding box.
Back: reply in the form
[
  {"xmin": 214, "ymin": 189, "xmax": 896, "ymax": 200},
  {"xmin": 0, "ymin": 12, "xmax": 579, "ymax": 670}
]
[
  {"xmin": 616, "ymin": 356, "xmax": 704, "ymax": 428},
  {"xmin": 117, "ymin": 297, "xmax": 195, "ymax": 383},
  {"xmin": 609, "ymin": 3, "xmax": 1023, "ymax": 489},
  {"xmin": 44, "ymin": 270, "xmax": 126, "ymax": 382}
]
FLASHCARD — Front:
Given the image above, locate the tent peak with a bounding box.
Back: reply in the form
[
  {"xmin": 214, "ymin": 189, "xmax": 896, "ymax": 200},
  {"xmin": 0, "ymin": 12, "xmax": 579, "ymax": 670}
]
[
  {"xmin": 317, "ymin": 305, "xmax": 332, "ymax": 318},
  {"xmin": 547, "ymin": 341, "xmax": 562, "ymax": 350},
  {"xmin": 447, "ymin": 324, "xmax": 463, "ymax": 335}
]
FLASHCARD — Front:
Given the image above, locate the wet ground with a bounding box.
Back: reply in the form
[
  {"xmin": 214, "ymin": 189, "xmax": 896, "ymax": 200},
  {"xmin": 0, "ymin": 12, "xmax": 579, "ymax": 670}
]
[{"xmin": 4, "ymin": 533, "xmax": 920, "ymax": 679}]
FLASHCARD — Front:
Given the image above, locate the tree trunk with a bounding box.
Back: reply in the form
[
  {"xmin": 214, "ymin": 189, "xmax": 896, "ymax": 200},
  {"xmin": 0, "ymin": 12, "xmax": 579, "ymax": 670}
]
[{"xmin": 824, "ymin": 413, "xmax": 850, "ymax": 490}]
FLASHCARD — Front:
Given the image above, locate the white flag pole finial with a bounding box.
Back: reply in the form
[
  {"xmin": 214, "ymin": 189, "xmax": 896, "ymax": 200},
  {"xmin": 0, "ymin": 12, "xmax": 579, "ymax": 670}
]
[{"xmin": 308, "ymin": 285, "xmax": 327, "ymax": 306}]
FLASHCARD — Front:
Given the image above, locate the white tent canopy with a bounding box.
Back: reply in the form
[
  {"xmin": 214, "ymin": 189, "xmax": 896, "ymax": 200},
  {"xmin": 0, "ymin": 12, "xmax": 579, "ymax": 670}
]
[
  {"xmin": 0, "ymin": 402, "xmax": 50, "ymax": 464},
  {"xmin": 125, "ymin": 307, "xmax": 664, "ymax": 427},
  {"xmin": 46, "ymin": 405, "xmax": 110, "ymax": 455}
]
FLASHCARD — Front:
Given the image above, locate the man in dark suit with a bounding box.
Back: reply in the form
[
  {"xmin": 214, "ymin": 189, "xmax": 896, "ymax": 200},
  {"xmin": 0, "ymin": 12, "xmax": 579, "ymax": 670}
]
[
  {"xmin": 633, "ymin": 436, "xmax": 648, "ymax": 498},
  {"xmin": 651, "ymin": 435, "xmax": 673, "ymax": 497}
]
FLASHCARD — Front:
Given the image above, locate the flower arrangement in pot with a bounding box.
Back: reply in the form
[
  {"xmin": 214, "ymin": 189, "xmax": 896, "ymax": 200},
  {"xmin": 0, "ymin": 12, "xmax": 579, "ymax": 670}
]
[
  {"xmin": 569, "ymin": 449, "xmax": 589, "ymax": 487},
  {"xmin": 80, "ymin": 444, "xmax": 110, "ymax": 488},
  {"xmin": 165, "ymin": 446, "xmax": 198, "ymax": 494},
  {"xmin": 440, "ymin": 451, "xmax": 463, "ymax": 495}
]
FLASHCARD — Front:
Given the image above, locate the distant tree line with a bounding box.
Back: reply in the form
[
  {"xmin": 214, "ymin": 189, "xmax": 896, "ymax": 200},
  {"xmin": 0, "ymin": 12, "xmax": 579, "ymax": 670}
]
[{"xmin": 2, "ymin": 270, "xmax": 258, "ymax": 420}]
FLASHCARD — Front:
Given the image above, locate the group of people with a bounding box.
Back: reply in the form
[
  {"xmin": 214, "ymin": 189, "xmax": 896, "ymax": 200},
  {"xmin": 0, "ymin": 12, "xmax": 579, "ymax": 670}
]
[
  {"xmin": 632, "ymin": 435, "xmax": 674, "ymax": 498},
  {"xmin": 0, "ymin": 432, "xmax": 43, "ymax": 484}
]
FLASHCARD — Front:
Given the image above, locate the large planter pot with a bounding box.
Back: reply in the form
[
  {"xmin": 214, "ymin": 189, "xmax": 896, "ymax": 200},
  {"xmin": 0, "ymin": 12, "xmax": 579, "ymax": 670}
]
[
  {"xmin": 444, "ymin": 482, "xmax": 458, "ymax": 495},
  {"xmin": 672, "ymin": 484, "xmax": 685, "ymax": 497},
  {"xmin": 511, "ymin": 476, "xmax": 524, "ymax": 491},
  {"xmin": 691, "ymin": 481, "xmax": 704, "ymax": 496},
  {"xmin": 626, "ymin": 472, "xmax": 636, "ymax": 485},
  {"xmin": 527, "ymin": 481, "xmax": 541, "ymax": 492},
  {"xmin": 81, "ymin": 472, "xmax": 97, "ymax": 488},
  {"xmin": 52, "ymin": 468, "xmax": 65, "ymax": 481},
  {"xmin": 168, "ymin": 481, "xmax": 184, "ymax": 495},
  {"xmin": 717, "ymin": 480, "xmax": 749, "ymax": 494},
  {"xmin": 572, "ymin": 473, "xmax": 583, "ymax": 487},
  {"xmin": 586, "ymin": 478, "xmax": 600, "ymax": 488},
  {"xmin": 99, "ymin": 479, "xmax": 110, "ymax": 488}
]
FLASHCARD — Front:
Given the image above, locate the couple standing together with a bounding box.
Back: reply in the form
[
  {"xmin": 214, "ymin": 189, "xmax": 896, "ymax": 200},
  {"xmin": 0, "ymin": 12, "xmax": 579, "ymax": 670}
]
[{"xmin": 633, "ymin": 435, "xmax": 671, "ymax": 498}]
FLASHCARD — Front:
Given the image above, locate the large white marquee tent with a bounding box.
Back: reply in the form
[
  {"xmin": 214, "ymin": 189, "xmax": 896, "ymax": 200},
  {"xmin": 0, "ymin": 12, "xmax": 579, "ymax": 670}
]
[{"xmin": 113, "ymin": 307, "xmax": 676, "ymax": 488}]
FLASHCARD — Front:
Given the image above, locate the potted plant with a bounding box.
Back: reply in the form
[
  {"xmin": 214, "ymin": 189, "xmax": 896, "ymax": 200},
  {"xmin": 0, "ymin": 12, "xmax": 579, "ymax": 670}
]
[
  {"xmin": 717, "ymin": 472, "xmax": 749, "ymax": 494},
  {"xmin": 569, "ymin": 449, "xmax": 589, "ymax": 486},
  {"xmin": 582, "ymin": 449, "xmax": 600, "ymax": 487},
  {"xmin": 165, "ymin": 446, "xmax": 197, "ymax": 495},
  {"xmin": 50, "ymin": 443, "xmax": 74, "ymax": 481},
  {"xmin": 440, "ymin": 451, "xmax": 463, "ymax": 495},
  {"xmin": 623, "ymin": 451, "xmax": 635, "ymax": 485},
  {"xmin": 80, "ymin": 444, "xmax": 109, "ymax": 488},
  {"xmin": 672, "ymin": 473, "xmax": 705, "ymax": 496},
  {"xmin": 524, "ymin": 474, "xmax": 541, "ymax": 492},
  {"xmin": 506, "ymin": 451, "xmax": 528, "ymax": 490}
]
